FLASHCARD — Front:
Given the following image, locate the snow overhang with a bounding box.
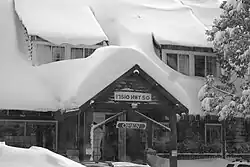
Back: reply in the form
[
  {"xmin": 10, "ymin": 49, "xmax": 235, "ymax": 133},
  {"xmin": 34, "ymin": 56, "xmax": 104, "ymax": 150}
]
[{"xmin": 14, "ymin": 0, "xmax": 108, "ymax": 46}]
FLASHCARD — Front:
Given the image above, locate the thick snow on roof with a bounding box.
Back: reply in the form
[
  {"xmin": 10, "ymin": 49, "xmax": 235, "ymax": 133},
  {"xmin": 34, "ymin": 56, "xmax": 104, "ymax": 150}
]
[
  {"xmin": 78, "ymin": 0, "xmax": 213, "ymax": 47},
  {"xmin": 181, "ymin": 0, "xmax": 223, "ymax": 28},
  {"xmin": 38, "ymin": 39, "xmax": 204, "ymax": 114},
  {"xmin": 14, "ymin": 0, "xmax": 108, "ymax": 45},
  {"xmin": 0, "ymin": 144, "xmax": 85, "ymax": 167},
  {"xmin": 0, "ymin": 0, "xmax": 58, "ymax": 111}
]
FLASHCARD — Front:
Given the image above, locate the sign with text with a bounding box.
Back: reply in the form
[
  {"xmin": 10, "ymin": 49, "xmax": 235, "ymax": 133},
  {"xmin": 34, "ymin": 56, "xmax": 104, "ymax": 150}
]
[
  {"xmin": 114, "ymin": 92, "xmax": 152, "ymax": 102},
  {"xmin": 116, "ymin": 121, "xmax": 147, "ymax": 130}
]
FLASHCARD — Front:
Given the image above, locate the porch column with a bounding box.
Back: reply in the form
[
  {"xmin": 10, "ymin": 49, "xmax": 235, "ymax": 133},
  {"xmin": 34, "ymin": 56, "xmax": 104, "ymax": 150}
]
[{"xmin": 169, "ymin": 105, "xmax": 178, "ymax": 167}]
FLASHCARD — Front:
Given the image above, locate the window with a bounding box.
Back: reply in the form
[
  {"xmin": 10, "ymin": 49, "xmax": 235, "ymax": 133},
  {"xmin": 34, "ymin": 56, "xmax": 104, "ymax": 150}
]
[
  {"xmin": 167, "ymin": 53, "xmax": 178, "ymax": 71},
  {"xmin": 205, "ymin": 123, "xmax": 222, "ymax": 145},
  {"xmin": 52, "ymin": 46, "xmax": 65, "ymax": 62},
  {"xmin": 71, "ymin": 48, "xmax": 83, "ymax": 59},
  {"xmin": 165, "ymin": 53, "xmax": 189, "ymax": 75},
  {"xmin": 85, "ymin": 48, "xmax": 96, "ymax": 58},
  {"xmin": 195, "ymin": 55, "xmax": 217, "ymax": 77},
  {"xmin": 0, "ymin": 120, "xmax": 57, "ymax": 151}
]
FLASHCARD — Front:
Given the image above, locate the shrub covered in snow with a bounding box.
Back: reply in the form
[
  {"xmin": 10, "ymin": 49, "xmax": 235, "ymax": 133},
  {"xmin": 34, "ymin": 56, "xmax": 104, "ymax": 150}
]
[{"xmin": 199, "ymin": 0, "xmax": 250, "ymax": 120}]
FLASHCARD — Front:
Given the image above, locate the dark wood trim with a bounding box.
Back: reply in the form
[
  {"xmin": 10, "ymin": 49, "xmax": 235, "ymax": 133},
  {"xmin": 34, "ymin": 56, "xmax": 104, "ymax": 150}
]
[{"xmin": 161, "ymin": 44, "xmax": 213, "ymax": 53}]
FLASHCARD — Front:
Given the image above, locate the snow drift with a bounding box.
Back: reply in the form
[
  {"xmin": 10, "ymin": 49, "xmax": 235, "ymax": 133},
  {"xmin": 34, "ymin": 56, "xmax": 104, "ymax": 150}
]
[
  {"xmin": 0, "ymin": 0, "xmax": 59, "ymax": 111},
  {"xmin": 0, "ymin": 143, "xmax": 85, "ymax": 167}
]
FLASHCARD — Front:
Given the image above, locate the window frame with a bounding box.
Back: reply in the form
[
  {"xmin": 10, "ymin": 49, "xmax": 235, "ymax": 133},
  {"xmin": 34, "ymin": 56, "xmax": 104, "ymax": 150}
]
[
  {"xmin": 71, "ymin": 47, "xmax": 84, "ymax": 59},
  {"xmin": 194, "ymin": 55, "xmax": 218, "ymax": 77},
  {"xmin": 204, "ymin": 123, "xmax": 222, "ymax": 145},
  {"xmin": 162, "ymin": 49, "xmax": 218, "ymax": 77},
  {"xmin": 51, "ymin": 46, "xmax": 65, "ymax": 62}
]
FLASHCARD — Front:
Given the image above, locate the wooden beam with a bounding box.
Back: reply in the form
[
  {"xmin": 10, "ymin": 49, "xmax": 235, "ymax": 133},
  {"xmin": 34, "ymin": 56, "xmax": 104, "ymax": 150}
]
[{"xmin": 169, "ymin": 105, "xmax": 178, "ymax": 167}]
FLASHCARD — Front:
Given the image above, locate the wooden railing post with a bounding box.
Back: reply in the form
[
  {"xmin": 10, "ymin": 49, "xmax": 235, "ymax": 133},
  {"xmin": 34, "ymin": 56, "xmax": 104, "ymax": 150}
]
[{"xmin": 169, "ymin": 105, "xmax": 178, "ymax": 167}]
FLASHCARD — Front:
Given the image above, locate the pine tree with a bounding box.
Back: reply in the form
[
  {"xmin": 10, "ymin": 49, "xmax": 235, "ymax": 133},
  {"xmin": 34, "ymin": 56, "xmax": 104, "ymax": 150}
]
[{"xmin": 198, "ymin": 0, "xmax": 250, "ymax": 120}]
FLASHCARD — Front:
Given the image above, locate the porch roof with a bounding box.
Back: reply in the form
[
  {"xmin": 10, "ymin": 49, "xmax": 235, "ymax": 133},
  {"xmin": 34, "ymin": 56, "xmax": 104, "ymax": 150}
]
[{"xmin": 14, "ymin": 0, "xmax": 108, "ymax": 46}]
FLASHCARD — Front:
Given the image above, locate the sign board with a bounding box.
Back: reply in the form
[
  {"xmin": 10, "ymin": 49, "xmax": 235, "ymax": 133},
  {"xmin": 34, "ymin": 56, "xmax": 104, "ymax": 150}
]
[
  {"xmin": 116, "ymin": 121, "xmax": 147, "ymax": 130},
  {"xmin": 114, "ymin": 92, "xmax": 152, "ymax": 102}
]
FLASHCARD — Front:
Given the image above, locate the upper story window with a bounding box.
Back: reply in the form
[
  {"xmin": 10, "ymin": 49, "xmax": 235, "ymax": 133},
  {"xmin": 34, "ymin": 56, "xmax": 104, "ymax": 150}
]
[
  {"xmin": 52, "ymin": 46, "xmax": 65, "ymax": 62},
  {"xmin": 85, "ymin": 48, "xmax": 96, "ymax": 58},
  {"xmin": 71, "ymin": 48, "xmax": 84, "ymax": 59},
  {"xmin": 194, "ymin": 55, "xmax": 217, "ymax": 77},
  {"xmin": 165, "ymin": 53, "xmax": 189, "ymax": 75}
]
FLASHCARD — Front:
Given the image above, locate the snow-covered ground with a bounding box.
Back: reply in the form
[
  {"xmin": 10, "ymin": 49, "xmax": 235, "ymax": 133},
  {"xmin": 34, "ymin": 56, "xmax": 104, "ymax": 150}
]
[{"xmin": 0, "ymin": 143, "xmax": 86, "ymax": 167}]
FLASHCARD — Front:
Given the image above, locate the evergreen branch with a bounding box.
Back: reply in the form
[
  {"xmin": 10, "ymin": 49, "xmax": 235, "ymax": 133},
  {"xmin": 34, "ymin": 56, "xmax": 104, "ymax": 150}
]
[{"xmin": 212, "ymin": 85, "xmax": 235, "ymax": 96}]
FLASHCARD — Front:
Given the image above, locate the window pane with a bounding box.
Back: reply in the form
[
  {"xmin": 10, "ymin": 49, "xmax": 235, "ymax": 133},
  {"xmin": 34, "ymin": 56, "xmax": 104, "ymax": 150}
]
[
  {"xmin": 178, "ymin": 54, "xmax": 189, "ymax": 75},
  {"xmin": 206, "ymin": 56, "xmax": 217, "ymax": 77},
  {"xmin": 167, "ymin": 53, "xmax": 178, "ymax": 71},
  {"xmin": 194, "ymin": 55, "xmax": 205, "ymax": 77},
  {"xmin": 52, "ymin": 46, "xmax": 65, "ymax": 62},
  {"xmin": 85, "ymin": 48, "xmax": 96, "ymax": 58},
  {"xmin": 71, "ymin": 48, "xmax": 83, "ymax": 59},
  {"xmin": 0, "ymin": 121, "xmax": 25, "ymax": 147}
]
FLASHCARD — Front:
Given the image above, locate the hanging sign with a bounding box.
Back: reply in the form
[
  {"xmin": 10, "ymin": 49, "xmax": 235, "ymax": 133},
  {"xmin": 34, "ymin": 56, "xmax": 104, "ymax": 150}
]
[
  {"xmin": 114, "ymin": 92, "xmax": 152, "ymax": 102},
  {"xmin": 116, "ymin": 121, "xmax": 147, "ymax": 130}
]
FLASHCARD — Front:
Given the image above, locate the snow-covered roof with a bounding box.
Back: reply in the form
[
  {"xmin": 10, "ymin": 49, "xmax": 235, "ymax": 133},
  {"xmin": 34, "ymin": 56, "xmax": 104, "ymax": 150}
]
[
  {"xmin": 0, "ymin": 0, "xmax": 59, "ymax": 111},
  {"xmin": 80, "ymin": 0, "xmax": 215, "ymax": 48},
  {"xmin": 14, "ymin": 0, "xmax": 108, "ymax": 46},
  {"xmin": 180, "ymin": 0, "xmax": 223, "ymax": 29},
  {"xmin": 37, "ymin": 42, "xmax": 204, "ymax": 114}
]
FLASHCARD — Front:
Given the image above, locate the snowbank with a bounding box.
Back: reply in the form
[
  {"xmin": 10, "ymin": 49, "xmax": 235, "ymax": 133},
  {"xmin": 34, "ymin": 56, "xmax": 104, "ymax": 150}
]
[
  {"xmin": 14, "ymin": 0, "xmax": 108, "ymax": 45},
  {"xmin": 0, "ymin": 143, "xmax": 85, "ymax": 167},
  {"xmin": 0, "ymin": 0, "xmax": 59, "ymax": 111}
]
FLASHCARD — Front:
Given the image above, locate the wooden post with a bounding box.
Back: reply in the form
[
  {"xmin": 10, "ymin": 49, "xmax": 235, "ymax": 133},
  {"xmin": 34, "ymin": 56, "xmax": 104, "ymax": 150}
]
[{"xmin": 169, "ymin": 106, "xmax": 178, "ymax": 167}]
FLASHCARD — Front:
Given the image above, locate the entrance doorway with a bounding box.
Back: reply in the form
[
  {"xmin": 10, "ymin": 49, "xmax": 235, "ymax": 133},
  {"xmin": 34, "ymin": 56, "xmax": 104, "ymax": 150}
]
[{"xmin": 92, "ymin": 111, "xmax": 149, "ymax": 163}]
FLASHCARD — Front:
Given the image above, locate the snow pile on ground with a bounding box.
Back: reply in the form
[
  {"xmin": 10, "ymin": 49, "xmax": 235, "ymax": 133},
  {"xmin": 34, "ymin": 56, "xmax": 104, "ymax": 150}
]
[
  {"xmin": 0, "ymin": 0, "xmax": 59, "ymax": 111},
  {"xmin": 147, "ymin": 153, "xmax": 230, "ymax": 167},
  {"xmin": 112, "ymin": 162, "xmax": 150, "ymax": 167},
  {"xmin": 0, "ymin": 143, "xmax": 85, "ymax": 167},
  {"xmin": 14, "ymin": 0, "xmax": 108, "ymax": 45}
]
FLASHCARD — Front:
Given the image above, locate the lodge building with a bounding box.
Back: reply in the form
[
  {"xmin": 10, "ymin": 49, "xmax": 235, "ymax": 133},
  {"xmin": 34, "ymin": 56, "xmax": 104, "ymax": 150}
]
[{"xmin": 2, "ymin": 0, "xmax": 250, "ymax": 163}]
